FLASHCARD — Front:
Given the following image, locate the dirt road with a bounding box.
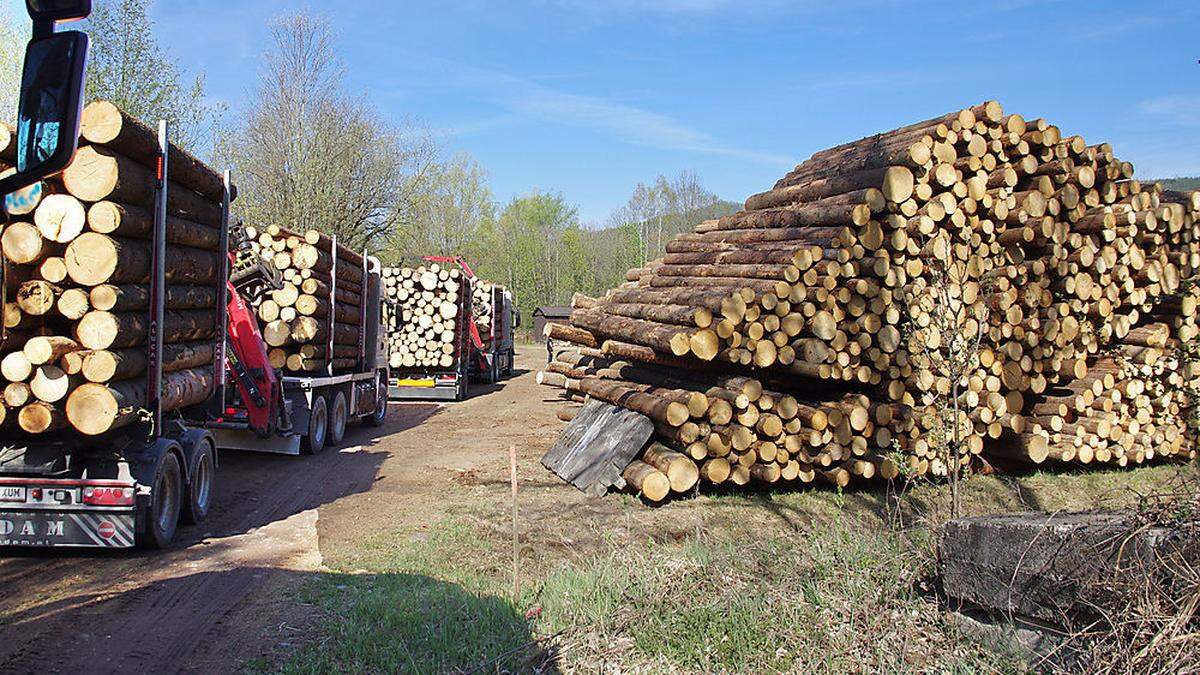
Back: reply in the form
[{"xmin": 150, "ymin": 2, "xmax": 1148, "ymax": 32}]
[{"xmin": 0, "ymin": 345, "xmax": 565, "ymax": 674}]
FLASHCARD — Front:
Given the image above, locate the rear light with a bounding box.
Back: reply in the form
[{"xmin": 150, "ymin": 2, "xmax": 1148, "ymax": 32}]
[
  {"xmin": 82, "ymin": 486, "xmax": 135, "ymax": 506},
  {"xmin": 30, "ymin": 488, "xmax": 42, "ymax": 500}
]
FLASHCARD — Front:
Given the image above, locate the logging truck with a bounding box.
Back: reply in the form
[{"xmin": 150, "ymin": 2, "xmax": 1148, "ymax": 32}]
[
  {"xmin": 384, "ymin": 256, "xmax": 516, "ymax": 401},
  {"xmin": 0, "ymin": 121, "xmax": 388, "ymax": 548},
  {"xmin": 0, "ymin": 4, "xmax": 388, "ymax": 547}
]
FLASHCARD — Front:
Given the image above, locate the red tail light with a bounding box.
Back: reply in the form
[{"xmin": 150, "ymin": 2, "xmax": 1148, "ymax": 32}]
[{"xmin": 82, "ymin": 486, "xmax": 135, "ymax": 506}]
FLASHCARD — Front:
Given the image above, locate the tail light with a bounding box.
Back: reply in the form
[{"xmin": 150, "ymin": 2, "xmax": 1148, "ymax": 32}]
[{"xmin": 82, "ymin": 486, "xmax": 135, "ymax": 506}]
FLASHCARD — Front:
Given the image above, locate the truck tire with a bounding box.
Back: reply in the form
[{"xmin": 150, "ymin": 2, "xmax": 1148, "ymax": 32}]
[
  {"xmin": 142, "ymin": 452, "xmax": 182, "ymax": 549},
  {"xmin": 365, "ymin": 373, "xmax": 387, "ymax": 427},
  {"xmin": 329, "ymin": 390, "xmax": 348, "ymax": 445},
  {"xmin": 181, "ymin": 439, "xmax": 215, "ymax": 525},
  {"xmin": 302, "ymin": 394, "xmax": 328, "ymax": 454}
]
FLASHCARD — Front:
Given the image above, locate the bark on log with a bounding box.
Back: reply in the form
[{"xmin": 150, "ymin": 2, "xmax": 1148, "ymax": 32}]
[
  {"xmin": 64, "ymin": 233, "xmax": 219, "ymax": 286},
  {"xmin": 88, "ymin": 284, "xmax": 217, "ymax": 312},
  {"xmin": 61, "ymin": 146, "xmax": 223, "ymax": 226},
  {"xmin": 622, "ymin": 460, "xmax": 670, "ymax": 502},
  {"xmin": 80, "ymin": 101, "xmax": 228, "ymax": 200},
  {"xmin": 66, "ymin": 367, "xmax": 214, "ymax": 436},
  {"xmin": 74, "ymin": 309, "xmax": 216, "ymax": 350},
  {"xmin": 87, "ymin": 201, "xmax": 220, "ymax": 251}
]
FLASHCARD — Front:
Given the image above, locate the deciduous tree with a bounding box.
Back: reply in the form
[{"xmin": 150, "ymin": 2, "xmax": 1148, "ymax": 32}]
[
  {"xmin": 84, "ymin": 0, "xmax": 221, "ymax": 152},
  {"xmin": 220, "ymin": 10, "xmax": 438, "ymax": 251}
]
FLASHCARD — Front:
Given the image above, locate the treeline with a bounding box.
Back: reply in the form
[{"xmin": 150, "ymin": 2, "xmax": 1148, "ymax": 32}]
[
  {"xmin": 391, "ymin": 164, "xmax": 737, "ymax": 323},
  {"xmin": 1156, "ymin": 177, "xmax": 1200, "ymax": 191},
  {"xmin": 0, "ymin": 1, "xmax": 739, "ymax": 323}
]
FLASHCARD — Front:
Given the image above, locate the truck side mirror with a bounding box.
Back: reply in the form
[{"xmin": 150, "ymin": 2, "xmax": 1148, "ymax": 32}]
[
  {"xmin": 26, "ymin": 0, "xmax": 92, "ymax": 23},
  {"xmin": 0, "ymin": 30, "xmax": 88, "ymax": 202}
]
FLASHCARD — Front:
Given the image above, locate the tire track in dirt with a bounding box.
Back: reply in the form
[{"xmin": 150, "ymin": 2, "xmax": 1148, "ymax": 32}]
[
  {"xmin": 0, "ymin": 348, "xmax": 543, "ymax": 673},
  {"xmin": 0, "ymin": 408, "xmax": 419, "ymax": 674}
]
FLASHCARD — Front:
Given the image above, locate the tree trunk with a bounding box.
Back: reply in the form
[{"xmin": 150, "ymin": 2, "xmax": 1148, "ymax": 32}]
[
  {"xmin": 86, "ymin": 201, "xmax": 220, "ymax": 251},
  {"xmin": 61, "ymin": 145, "xmax": 223, "ymax": 226},
  {"xmin": 80, "ymin": 101, "xmax": 228, "ymax": 201},
  {"xmin": 64, "ymin": 233, "xmax": 219, "ymax": 286},
  {"xmin": 621, "ymin": 460, "xmax": 670, "ymax": 502},
  {"xmin": 88, "ymin": 283, "xmax": 217, "ymax": 312}
]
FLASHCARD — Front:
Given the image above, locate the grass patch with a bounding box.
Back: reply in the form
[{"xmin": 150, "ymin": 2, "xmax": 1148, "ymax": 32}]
[
  {"xmin": 279, "ymin": 525, "xmax": 539, "ymax": 674},
  {"xmin": 276, "ymin": 463, "xmax": 1196, "ymax": 672},
  {"xmin": 279, "ymin": 519, "xmax": 1011, "ymax": 672}
]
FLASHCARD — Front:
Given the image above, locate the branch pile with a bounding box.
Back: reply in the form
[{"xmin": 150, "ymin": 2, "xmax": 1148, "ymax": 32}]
[
  {"xmin": 0, "ymin": 101, "xmax": 222, "ymax": 436},
  {"xmin": 540, "ymin": 100, "xmax": 1200, "ymax": 499}
]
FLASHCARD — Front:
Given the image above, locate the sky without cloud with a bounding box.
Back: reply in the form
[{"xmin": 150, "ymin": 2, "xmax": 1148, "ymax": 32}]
[{"xmin": 137, "ymin": 0, "xmax": 1200, "ymax": 223}]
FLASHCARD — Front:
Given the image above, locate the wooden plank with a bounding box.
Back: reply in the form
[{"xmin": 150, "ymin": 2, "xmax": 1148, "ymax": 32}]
[{"xmin": 541, "ymin": 399, "xmax": 653, "ymax": 496}]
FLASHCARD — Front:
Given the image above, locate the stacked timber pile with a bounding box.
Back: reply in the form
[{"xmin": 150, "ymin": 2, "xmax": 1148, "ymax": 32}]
[
  {"xmin": 381, "ymin": 264, "xmax": 468, "ymax": 369},
  {"xmin": 472, "ymin": 280, "xmax": 512, "ymax": 350},
  {"xmin": 237, "ymin": 225, "xmax": 366, "ymax": 373},
  {"xmin": 540, "ymin": 100, "xmax": 1200, "ymax": 500},
  {"xmin": 0, "ymin": 101, "xmax": 222, "ymax": 436}
]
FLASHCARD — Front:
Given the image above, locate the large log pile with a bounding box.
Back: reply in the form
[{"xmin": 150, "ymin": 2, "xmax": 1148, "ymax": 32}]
[
  {"xmin": 381, "ymin": 264, "xmax": 468, "ymax": 369},
  {"xmin": 0, "ymin": 101, "xmax": 223, "ymax": 436},
  {"xmin": 235, "ymin": 225, "xmax": 366, "ymax": 374},
  {"xmin": 540, "ymin": 101, "xmax": 1200, "ymax": 499}
]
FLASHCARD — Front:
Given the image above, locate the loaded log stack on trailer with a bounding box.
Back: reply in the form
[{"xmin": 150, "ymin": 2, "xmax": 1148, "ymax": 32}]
[
  {"xmin": 234, "ymin": 225, "xmax": 369, "ymax": 375},
  {"xmin": 0, "ymin": 101, "xmax": 224, "ymax": 437},
  {"xmin": 0, "ymin": 99, "xmax": 389, "ymax": 548},
  {"xmin": 381, "ymin": 257, "xmax": 516, "ymax": 400},
  {"xmin": 471, "ymin": 279, "xmax": 517, "ymax": 381},
  {"xmin": 382, "ymin": 263, "xmax": 469, "ymax": 371},
  {"xmin": 539, "ymin": 100, "xmax": 1200, "ymax": 501}
]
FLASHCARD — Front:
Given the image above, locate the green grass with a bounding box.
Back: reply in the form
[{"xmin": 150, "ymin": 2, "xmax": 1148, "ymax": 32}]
[
  {"xmin": 276, "ymin": 525, "xmax": 537, "ymax": 674},
  {"xmin": 271, "ymin": 463, "xmax": 1197, "ymax": 673},
  {"xmin": 276, "ymin": 520, "xmax": 1010, "ymax": 672}
]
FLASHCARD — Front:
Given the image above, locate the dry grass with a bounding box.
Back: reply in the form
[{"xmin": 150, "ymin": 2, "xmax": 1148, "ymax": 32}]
[
  {"xmin": 1060, "ymin": 473, "xmax": 1200, "ymax": 674},
  {"xmin": 281, "ymin": 460, "xmax": 1198, "ymax": 673}
]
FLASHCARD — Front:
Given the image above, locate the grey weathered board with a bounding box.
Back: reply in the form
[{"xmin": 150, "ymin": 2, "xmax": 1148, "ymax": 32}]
[{"xmin": 541, "ymin": 399, "xmax": 653, "ymax": 496}]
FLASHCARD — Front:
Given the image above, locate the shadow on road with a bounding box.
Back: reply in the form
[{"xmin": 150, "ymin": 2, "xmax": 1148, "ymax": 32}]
[{"xmin": 0, "ymin": 566, "xmax": 559, "ymax": 674}]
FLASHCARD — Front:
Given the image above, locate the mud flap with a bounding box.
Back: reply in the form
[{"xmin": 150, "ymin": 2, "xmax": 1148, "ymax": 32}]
[{"xmin": 0, "ymin": 510, "xmax": 137, "ymax": 548}]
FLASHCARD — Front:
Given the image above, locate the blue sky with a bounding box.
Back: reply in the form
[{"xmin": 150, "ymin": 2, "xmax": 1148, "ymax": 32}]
[{"xmin": 136, "ymin": 1, "xmax": 1199, "ymax": 222}]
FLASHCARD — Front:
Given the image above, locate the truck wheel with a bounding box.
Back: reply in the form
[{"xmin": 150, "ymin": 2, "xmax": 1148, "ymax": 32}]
[
  {"xmin": 181, "ymin": 439, "xmax": 215, "ymax": 525},
  {"xmin": 142, "ymin": 453, "xmax": 182, "ymax": 549},
  {"xmin": 329, "ymin": 391, "xmax": 348, "ymax": 445},
  {"xmin": 365, "ymin": 373, "xmax": 387, "ymax": 427},
  {"xmin": 302, "ymin": 394, "xmax": 328, "ymax": 454}
]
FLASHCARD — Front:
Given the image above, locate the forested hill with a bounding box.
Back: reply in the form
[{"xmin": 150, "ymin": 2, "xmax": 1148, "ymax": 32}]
[{"xmin": 1151, "ymin": 177, "xmax": 1200, "ymax": 191}]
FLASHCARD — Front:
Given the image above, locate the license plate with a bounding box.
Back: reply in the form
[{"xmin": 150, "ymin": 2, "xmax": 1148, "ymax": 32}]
[{"xmin": 0, "ymin": 487, "xmax": 26, "ymax": 503}]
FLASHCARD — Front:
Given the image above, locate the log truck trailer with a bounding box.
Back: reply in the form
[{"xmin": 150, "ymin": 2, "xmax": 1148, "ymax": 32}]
[
  {"xmin": 388, "ymin": 256, "xmax": 517, "ymax": 401},
  {"xmin": 0, "ymin": 1, "xmax": 389, "ymax": 548}
]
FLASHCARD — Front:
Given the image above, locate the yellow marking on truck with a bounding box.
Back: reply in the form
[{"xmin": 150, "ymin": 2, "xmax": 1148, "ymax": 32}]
[{"xmin": 394, "ymin": 378, "xmax": 435, "ymax": 388}]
